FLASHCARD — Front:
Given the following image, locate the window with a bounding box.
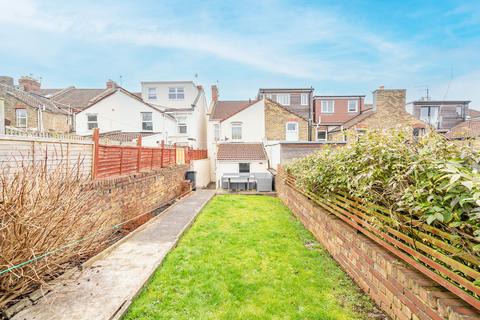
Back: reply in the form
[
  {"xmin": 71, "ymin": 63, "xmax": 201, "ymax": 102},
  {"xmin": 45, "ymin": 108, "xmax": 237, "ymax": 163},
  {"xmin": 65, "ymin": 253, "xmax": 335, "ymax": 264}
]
[
  {"xmin": 169, "ymin": 87, "xmax": 185, "ymax": 100},
  {"xmin": 141, "ymin": 112, "xmax": 153, "ymax": 131},
  {"xmin": 456, "ymin": 106, "xmax": 464, "ymax": 118},
  {"xmin": 285, "ymin": 121, "xmax": 299, "ymax": 141},
  {"xmin": 321, "ymin": 100, "xmax": 334, "ymax": 113},
  {"xmin": 420, "ymin": 106, "xmax": 440, "ymax": 128},
  {"xmin": 266, "ymin": 94, "xmax": 272, "ymax": 100},
  {"xmin": 147, "ymin": 87, "xmax": 157, "ymax": 100},
  {"xmin": 317, "ymin": 130, "xmax": 327, "ymax": 141},
  {"xmin": 276, "ymin": 94, "xmax": 290, "ymax": 106},
  {"xmin": 301, "ymin": 93, "xmax": 308, "ymax": 106},
  {"xmin": 87, "ymin": 113, "xmax": 98, "ymax": 130},
  {"xmin": 177, "ymin": 116, "xmax": 187, "ymax": 134},
  {"xmin": 231, "ymin": 122, "xmax": 242, "ymax": 140},
  {"xmin": 16, "ymin": 109, "xmax": 27, "ymax": 128},
  {"xmin": 239, "ymin": 163, "xmax": 250, "ymax": 173},
  {"xmin": 214, "ymin": 124, "xmax": 220, "ymax": 141},
  {"xmin": 348, "ymin": 100, "xmax": 358, "ymax": 112}
]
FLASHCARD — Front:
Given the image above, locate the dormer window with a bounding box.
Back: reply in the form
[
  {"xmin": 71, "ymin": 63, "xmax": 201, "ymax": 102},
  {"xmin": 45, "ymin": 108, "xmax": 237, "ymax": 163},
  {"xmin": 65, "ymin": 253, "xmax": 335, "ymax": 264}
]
[
  {"xmin": 321, "ymin": 100, "xmax": 334, "ymax": 113},
  {"xmin": 169, "ymin": 87, "xmax": 185, "ymax": 100},
  {"xmin": 348, "ymin": 100, "xmax": 358, "ymax": 113},
  {"xmin": 276, "ymin": 94, "xmax": 290, "ymax": 106},
  {"xmin": 147, "ymin": 88, "xmax": 157, "ymax": 100},
  {"xmin": 301, "ymin": 93, "xmax": 308, "ymax": 106}
]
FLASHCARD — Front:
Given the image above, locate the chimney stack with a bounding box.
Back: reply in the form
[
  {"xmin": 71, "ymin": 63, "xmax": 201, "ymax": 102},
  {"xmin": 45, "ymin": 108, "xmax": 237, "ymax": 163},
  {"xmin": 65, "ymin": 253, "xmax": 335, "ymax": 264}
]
[
  {"xmin": 0, "ymin": 76, "xmax": 14, "ymax": 87},
  {"xmin": 106, "ymin": 79, "xmax": 117, "ymax": 89},
  {"xmin": 372, "ymin": 87, "xmax": 406, "ymax": 114},
  {"xmin": 19, "ymin": 76, "xmax": 41, "ymax": 92},
  {"xmin": 211, "ymin": 85, "xmax": 218, "ymax": 102}
]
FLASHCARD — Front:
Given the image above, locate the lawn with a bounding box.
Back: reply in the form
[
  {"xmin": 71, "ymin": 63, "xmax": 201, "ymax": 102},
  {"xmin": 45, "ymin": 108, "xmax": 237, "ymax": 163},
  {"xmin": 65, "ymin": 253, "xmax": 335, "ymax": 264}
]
[{"xmin": 124, "ymin": 195, "xmax": 379, "ymax": 320}]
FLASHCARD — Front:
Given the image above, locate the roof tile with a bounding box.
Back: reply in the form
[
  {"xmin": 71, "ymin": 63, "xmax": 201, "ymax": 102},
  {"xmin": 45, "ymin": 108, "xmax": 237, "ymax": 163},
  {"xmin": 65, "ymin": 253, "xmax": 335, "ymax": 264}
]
[{"xmin": 217, "ymin": 143, "xmax": 267, "ymax": 161}]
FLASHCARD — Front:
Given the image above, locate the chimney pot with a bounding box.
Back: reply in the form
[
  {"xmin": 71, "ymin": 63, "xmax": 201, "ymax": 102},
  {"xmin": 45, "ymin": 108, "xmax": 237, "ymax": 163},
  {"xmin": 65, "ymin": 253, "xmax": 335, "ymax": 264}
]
[
  {"xmin": 19, "ymin": 76, "xmax": 41, "ymax": 92},
  {"xmin": 211, "ymin": 85, "xmax": 218, "ymax": 102},
  {"xmin": 379, "ymin": 85, "xmax": 385, "ymax": 90},
  {"xmin": 106, "ymin": 79, "xmax": 117, "ymax": 89}
]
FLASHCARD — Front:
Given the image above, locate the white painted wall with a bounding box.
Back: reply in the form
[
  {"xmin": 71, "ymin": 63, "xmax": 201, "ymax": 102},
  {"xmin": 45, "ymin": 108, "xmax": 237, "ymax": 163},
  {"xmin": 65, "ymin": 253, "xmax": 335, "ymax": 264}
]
[
  {"xmin": 218, "ymin": 100, "xmax": 265, "ymax": 142},
  {"xmin": 75, "ymin": 90, "xmax": 176, "ymax": 143},
  {"xmin": 264, "ymin": 143, "xmax": 281, "ymax": 170},
  {"xmin": 191, "ymin": 158, "xmax": 210, "ymax": 188},
  {"xmin": 141, "ymin": 81, "xmax": 207, "ymax": 149},
  {"xmin": 215, "ymin": 160, "xmax": 269, "ymax": 187}
]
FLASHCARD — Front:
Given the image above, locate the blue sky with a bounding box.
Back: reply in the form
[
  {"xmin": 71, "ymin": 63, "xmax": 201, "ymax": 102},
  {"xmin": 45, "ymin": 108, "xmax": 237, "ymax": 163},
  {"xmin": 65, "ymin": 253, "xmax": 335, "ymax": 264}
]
[{"xmin": 1, "ymin": 0, "xmax": 479, "ymax": 106}]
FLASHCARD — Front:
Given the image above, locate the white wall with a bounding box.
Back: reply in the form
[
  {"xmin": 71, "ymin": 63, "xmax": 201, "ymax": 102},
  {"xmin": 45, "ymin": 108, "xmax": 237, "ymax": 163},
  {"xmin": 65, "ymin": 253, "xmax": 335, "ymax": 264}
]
[
  {"xmin": 75, "ymin": 90, "xmax": 176, "ymax": 142},
  {"xmin": 191, "ymin": 158, "xmax": 210, "ymax": 188},
  {"xmin": 215, "ymin": 160, "xmax": 269, "ymax": 187},
  {"xmin": 264, "ymin": 143, "xmax": 281, "ymax": 170},
  {"xmin": 141, "ymin": 81, "xmax": 199, "ymax": 110},
  {"xmin": 219, "ymin": 100, "xmax": 265, "ymax": 142}
]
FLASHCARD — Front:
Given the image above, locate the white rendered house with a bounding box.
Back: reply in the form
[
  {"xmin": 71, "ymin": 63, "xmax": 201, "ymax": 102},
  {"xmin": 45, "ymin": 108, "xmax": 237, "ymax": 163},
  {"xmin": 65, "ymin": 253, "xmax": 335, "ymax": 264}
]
[
  {"xmin": 140, "ymin": 81, "xmax": 208, "ymax": 149},
  {"xmin": 75, "ymin": 87, "xmax": 177, "ymax": 145}
]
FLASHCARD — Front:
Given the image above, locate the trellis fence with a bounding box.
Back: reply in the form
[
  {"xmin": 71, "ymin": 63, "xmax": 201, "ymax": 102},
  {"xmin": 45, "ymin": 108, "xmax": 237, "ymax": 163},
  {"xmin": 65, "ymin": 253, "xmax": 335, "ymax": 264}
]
[{"xmin": 284, "ymin": 172, "xmax": 480, "ymax": 311}]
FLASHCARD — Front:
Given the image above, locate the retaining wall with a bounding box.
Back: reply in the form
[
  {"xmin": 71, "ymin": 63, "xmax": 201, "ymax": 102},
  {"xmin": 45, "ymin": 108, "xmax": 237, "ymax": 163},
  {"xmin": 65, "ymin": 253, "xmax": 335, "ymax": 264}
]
[{"xmin": 277, "ymin": 171, "xmax": 479, "ymax": 320}]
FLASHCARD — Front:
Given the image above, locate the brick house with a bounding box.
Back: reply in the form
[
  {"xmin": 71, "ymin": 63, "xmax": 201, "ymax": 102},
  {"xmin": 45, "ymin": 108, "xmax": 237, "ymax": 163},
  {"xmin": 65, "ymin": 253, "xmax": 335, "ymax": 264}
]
[
  {"xmin": 0, "ymin": 76, "xmax": 71, "ymax": 133},
  {"xmin": 406, "ymin": 100, "xmax": 471, "ymax": 133},
  {"xmin": 313, "ymin": 95, "xmax": 368, "ymax": 141},
  {"xmin": 257, "ymin": 88, "xmax": 314, "ymax": 140},
  {"xmin": 328, "ymin": 87, "xmax": 426, "ymax": 142}
]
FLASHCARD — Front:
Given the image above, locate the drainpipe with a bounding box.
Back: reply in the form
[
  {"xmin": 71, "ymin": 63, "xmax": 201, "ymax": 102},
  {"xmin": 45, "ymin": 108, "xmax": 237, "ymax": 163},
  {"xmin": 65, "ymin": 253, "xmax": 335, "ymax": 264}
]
[{"xmin": 0, "ymin": 97, "xmax": 4, "ymax": 134}]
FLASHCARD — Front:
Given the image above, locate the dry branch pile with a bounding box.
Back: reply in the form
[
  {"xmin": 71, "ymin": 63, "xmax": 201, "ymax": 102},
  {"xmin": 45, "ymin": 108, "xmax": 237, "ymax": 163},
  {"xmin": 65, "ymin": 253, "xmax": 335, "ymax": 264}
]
[{"xmin": 0, "ymin": 161, "xmax": 117, "ymax": 311}]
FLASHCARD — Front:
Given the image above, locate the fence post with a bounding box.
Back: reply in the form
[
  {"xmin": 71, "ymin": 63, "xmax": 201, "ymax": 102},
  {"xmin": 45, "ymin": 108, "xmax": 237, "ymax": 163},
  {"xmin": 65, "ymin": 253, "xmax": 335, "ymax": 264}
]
[
  {"xmin": 92, "ymin": 128, "xmax": 99, "ymax": 179},
  {"xmin": 173, "ymin": 143, "xmax": 177, "ymax": 166},
  {"xmin": 160, "ymin": 140, "xmax": 164, "ymax": 168},
  {"xmin": 137, "ymin": 135, "xmax": 142, "ymax": 172}
]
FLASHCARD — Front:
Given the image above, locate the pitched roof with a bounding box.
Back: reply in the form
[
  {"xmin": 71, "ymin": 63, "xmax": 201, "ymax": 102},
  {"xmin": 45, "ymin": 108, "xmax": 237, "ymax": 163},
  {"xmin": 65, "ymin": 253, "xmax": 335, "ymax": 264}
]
[
  {"xmin": 209, "ymin": 100, "xmax": 258, "ymax": 121},
  {"xmin": 97, "ymin": 131, "xmax": 159, "ymax": 142},
  {"xmin": 446, "ymin": 119, "xmax": 480, "ymax": 139},
  {"xmin": 0, "ymin": 83, "xmax": 70, "ymax": 115},
  {"xmin": 217, "ymin": 143, "xmax": 267, "ymax": 161},
  {"xmin": 468, "ymin": 109, "xmax": 480, "ymax": 119},
  {"xmin": 49, "ymin": 88, "xmax": 108, "ymax": 112},
  {"xmin": 329, "ymin": 109, "xmax": 375, "ymax": 132}
]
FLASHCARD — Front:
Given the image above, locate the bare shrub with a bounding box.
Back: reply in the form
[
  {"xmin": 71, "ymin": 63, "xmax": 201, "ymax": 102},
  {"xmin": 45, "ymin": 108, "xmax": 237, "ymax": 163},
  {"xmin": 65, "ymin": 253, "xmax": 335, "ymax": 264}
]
[{"xmin": 0, "ymin": 160, "xmax": 117, "ymax": 310}]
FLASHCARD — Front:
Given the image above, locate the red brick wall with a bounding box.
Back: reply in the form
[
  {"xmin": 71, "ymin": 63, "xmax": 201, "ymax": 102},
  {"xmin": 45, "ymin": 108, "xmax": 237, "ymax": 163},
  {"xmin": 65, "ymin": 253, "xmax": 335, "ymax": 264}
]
[
  {"xmin": 88, "ymin": 165, "xmax": 189, "ymax": 230},
  {"xmin": 277, "ymin": 171, "xmax": 479, "ymax": 320}
]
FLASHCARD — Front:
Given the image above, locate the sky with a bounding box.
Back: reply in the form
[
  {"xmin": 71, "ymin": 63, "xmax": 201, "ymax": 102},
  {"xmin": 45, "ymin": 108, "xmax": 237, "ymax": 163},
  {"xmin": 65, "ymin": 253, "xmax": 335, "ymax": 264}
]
[{"xmin": 1, "ymin": 0, "xmax": 479, "ymax": 107}]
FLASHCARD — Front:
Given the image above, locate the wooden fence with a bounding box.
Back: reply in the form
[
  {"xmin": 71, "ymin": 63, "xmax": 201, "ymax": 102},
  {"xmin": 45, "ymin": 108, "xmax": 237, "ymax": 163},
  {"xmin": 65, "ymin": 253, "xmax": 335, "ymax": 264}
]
[
  {"xmin": 0, "ymin": 134, "xmax": 93, "ymax": 176},
  {"xmin": 284, "ymin": 172, "xmax": 480, "ymax": 311},
  {"xmin": 92, "ymin": 129, "xmax": 207, "ymax": 179}
]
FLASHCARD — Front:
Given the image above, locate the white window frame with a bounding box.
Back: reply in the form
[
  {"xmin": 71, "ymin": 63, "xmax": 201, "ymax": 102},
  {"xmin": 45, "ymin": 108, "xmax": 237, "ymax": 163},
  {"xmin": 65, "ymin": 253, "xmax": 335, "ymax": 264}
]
[
  {"xmin": 16, "ymin": 109, "xmax": 27, "ymax": 128},
  {"xmin": 147, "ymin": 87, "xmax": 157, "ymax": 100},
  {"xmin": 276, "ymin": 94, "xmax": 290, "ymax": 106},
  {"xmin": 317, "ymin": 130, "xmax": 327, "ymax": 141},
  {"xmin": 87, "ymin": 113, "xmax": 98, "ymax": 130},
  {"xmin": 231, "ymin": 122, "xmax": 242, "ymax": 140},
  {"xmin": 214, "ymin": 124, "xmax": 220, "ymax": 141},
  {"xmin": 321, "ymin": 100, "xmax": 334, "ymax": 113},
  {"xmin": 285, "ymin": 121, "xmax": 299, "ymax": 141},
  {"xmin": 177, "ymin": 116, "xmax": 187, "ymax": 134},
  {"xmin": 169, "ymin": 87, "xmax": 185, "ymax": 100},
  {"xmin": 141, "ymin": 112, "xmax": 153, "ymax": 131},
  {"xmin": 301, "ymin": 93, "xmax": 308, "ymax": 106},
  {"xmin": 348, "ymin": 100, "xmax": 358, "ymax": 113}
]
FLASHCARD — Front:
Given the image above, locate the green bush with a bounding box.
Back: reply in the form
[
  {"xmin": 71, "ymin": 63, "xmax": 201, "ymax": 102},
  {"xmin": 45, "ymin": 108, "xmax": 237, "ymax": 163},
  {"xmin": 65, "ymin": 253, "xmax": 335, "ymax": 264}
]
[{"xmin": 286, "ymin": 129, "xmax": 480, "ymax": 248}]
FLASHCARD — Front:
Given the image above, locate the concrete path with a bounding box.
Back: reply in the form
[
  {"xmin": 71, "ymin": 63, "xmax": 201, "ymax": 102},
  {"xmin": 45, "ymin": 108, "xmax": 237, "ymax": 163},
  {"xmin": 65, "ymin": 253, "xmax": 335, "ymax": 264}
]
[{"xmin": 13, "ymin": 190, "xmax": 215, "ymax": 320}]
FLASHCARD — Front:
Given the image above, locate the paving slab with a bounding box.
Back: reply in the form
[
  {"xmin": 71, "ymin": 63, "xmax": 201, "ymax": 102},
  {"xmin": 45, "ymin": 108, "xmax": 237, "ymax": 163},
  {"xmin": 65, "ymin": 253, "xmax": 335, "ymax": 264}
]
[{"xmin": 12, "ymin": 190, "xmax": 215, "ymax": 320}]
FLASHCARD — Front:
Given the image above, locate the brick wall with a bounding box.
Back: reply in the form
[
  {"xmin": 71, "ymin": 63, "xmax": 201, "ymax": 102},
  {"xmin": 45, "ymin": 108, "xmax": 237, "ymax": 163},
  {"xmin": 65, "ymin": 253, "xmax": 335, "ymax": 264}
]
[
  {"xmin": 88, "ymin": 165, "xmax": 189, "ymax": 230},
  {"xmin": 264, "ymin": 100, "xmax": 309, "ymax": 141},
  {"xmin": 329, "ymin": 89, "xmax": 426, "ymax": 142},
  {"xmin": 276, "ymin": 170, "xmax": 479, "ymax": 320}
]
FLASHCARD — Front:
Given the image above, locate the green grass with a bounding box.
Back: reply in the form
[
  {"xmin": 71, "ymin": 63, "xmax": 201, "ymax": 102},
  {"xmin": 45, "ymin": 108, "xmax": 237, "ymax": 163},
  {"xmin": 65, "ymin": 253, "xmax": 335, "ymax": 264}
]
[{"xmin": 124, "ymin": 195, "xmax": 377, "ymax": 320}]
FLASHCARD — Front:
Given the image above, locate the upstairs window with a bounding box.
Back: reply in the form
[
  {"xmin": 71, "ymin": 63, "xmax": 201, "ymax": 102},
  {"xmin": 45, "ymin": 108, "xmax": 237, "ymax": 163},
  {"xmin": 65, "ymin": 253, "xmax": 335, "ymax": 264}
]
[
  {"xmin": 177, "ymin": 116, "xmax": 187, "ymax": 134},
  {"xmin": 266, "ymin": 94, "xmax": 272, "ymax": 100},
  {"xmin": 214, "ymin": 124, "xmax": 220, "ymax": 141},
  {"xmin": 348, "ymin": 100, "xmax": 358, "ymax": 112},
  {"xmin": 321, "ymin": 100, "xmax": 334, "ymax": 113},
  {"xmin": 301, "ymin": 93, "xmax": 308, "ymax": 106},
  {"xmin": 87, "ymin": 113, "xmax": 98, "ymax": 130},
  {"xmin": 317, "ymin": 130, "xmax": 327, "ymax": 141},
  {"xmin": 456, "ymin": 106, "xmax": 464, "ymax": 118},
  {"xmin": 169, "ymin": 87, "xmax": 185, "ymax": 100},
  {"xmin": 147, "ymin": 87, "xmax": 157, "ymax": 100},
  {"xmin": 16, "ymin": 109, "xmax": 27, "ymax": 128},
  {"xmin": 276, "ymin": 94, "xmax": 290, "ymax": 106},
  {"xmin": 420, "ymin": 106, "xmax": 440, "ymax": 128},
  {"xmin": 141, "ymin": 112, "xmax": 153, "ymax": 131},
  {"xmin": 231, "ymin": 122, "xmax": 242, "ymax": 140}
]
